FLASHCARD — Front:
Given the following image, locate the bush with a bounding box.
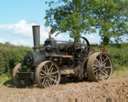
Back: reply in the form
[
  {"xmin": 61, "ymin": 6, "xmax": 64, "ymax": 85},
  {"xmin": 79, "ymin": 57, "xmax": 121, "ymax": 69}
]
[
  {"xmin": 107, "ymin": 44, "xmax": 128, "ymax": 70},
  {"xmin": 0, "ymin": 43, "xmax": 31, "ymax": 74}
]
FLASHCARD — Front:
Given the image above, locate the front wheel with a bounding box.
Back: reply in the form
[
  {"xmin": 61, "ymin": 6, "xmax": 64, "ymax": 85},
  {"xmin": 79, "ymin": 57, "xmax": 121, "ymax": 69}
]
[
  {"xmin": 12, "ymin": 63, "xmax": 25, "ymax": 87},
  {"xmin": 35, "ymin": 61, "xmax": 61, "ymax": 88}
]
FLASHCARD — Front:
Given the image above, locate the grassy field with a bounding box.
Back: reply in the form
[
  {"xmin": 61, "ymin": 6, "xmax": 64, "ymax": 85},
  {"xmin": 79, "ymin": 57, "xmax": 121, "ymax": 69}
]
[
  {"xmin": 0, "ymin": 67, "xmax": 128, "ymax": 86},
  {"xmin": 112, "ymin": 67, "xmax": 128, "ymax": 79}
]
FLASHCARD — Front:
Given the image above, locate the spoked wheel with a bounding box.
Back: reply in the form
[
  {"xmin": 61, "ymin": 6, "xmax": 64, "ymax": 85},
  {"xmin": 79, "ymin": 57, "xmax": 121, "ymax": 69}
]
[
  {"xmin": 35, "ymin": 61, "xmax": 61, "ymax": 88},
  {"xmin": 12, "ymin": 63, "xmax": 24, "ymax": 87},
  {"xmin": 87, "ymin": 52, "xmax": 112, "ymax": 81},
  {"xmin": 12, "ymin": 63, "xmax": 32, "ymax": 87},
  {"xmin": 12, "ymin": 63, "xmax": 21, "ymax": 78}
]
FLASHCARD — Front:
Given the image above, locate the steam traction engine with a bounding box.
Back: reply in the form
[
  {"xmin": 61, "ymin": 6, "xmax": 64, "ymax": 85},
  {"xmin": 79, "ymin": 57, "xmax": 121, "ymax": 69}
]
[{"xmin": 12, "ymin": 25, "xmax": 112, "ymax": 88}]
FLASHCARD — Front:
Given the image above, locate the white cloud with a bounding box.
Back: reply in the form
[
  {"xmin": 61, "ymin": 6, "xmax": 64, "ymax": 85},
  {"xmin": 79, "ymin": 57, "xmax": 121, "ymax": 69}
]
[
  {"xmin": 85, "ymin": 33, "xmax": 101, "ymax": 45},
  {"xmin": 0, "ymin": 19, "xmax": 102, "ymax": 46},
  {"xmin": 0, "ymin": 20, "xmax": 34, "ymax": 37},
  {"xmin": 0, "ymin": 20, "xmax": 50, "ymax": 46}
]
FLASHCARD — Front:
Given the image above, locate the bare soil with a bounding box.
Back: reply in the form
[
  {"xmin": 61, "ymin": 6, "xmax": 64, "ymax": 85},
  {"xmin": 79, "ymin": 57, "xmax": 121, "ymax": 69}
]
[{"xmin": 0, "ymin": 76, "xmax": 128, "ymax": 102}]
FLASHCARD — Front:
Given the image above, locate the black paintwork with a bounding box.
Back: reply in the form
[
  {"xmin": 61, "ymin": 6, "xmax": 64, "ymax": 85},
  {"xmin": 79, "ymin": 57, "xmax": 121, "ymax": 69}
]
[{"xmin": 23, "ymin": 36, "xmax": 90, "ymax": 69}]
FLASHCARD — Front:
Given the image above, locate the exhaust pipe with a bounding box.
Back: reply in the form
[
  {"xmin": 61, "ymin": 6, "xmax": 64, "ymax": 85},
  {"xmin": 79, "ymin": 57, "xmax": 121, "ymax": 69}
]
[{"xmin": 32, "ymin": 25, "xmax": 40, "ymax": 50}]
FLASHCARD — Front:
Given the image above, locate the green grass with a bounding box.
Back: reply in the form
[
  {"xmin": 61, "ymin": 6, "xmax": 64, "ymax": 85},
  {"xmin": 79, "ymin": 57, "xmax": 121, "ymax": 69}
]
[
  {"xmin": 0, "ymin": 74, "xmax": 11, "ymax": 87},
  {"xmin": 112, "ymin": 67, "xmax": 128, "ymax": 78},
  {"xmin": 107, "ymin": 44, "xmax": 128, "ymax": 69}
]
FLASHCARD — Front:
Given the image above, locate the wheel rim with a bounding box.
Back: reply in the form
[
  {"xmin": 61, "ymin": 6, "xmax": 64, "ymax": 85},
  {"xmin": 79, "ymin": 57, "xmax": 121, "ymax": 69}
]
[
  {"xmin": 12, "ymin": 63, "xmax": 21, "ymax": 78},
  {"xmin": 39, "ymin": 61, "xmax": 60, "ymax": 88},
  {"xmin": 92, "ymin": 53, "xmax": 112, "ymax": 80}
]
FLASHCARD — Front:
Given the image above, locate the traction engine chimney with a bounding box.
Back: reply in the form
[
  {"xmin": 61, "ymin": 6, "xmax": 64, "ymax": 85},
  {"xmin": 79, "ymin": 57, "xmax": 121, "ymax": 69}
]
[{"xmin": 32, "ymin": 25, "xmax": 40, "ymax": 50}]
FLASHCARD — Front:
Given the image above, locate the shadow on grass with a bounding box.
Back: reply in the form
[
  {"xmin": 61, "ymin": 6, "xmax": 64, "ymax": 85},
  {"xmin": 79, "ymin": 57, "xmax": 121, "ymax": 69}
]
[
  {"xmin": 3, "ymin": 75, "xmax": 89, "ymax": 88},
  {"xmin": 3, "ymin": 79, "xmax": 14, "ymax": 87}
]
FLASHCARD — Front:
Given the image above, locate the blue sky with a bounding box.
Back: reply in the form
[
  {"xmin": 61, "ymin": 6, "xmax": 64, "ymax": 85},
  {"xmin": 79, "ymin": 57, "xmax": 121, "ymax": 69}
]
[
  {"xmin": 0, "ymin": 0, "xmax": 101, "ymax": 46},
  {"xmin": 0, "ymin": 0, "xmax": 45, "ymax": 24}
]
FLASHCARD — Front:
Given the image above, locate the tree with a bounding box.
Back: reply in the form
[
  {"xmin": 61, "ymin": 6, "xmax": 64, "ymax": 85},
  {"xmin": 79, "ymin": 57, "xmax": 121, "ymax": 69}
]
[
  {"xmin": 45, "ymin": 0, "xmax": 128, "ymax": 44},
  {"xmin": 45, "ymin": 0, "xmax": 91, "ymax": 42},
  {"xmin": 87, "ymin": 0, "xmax": 128, "ymax": 44}
]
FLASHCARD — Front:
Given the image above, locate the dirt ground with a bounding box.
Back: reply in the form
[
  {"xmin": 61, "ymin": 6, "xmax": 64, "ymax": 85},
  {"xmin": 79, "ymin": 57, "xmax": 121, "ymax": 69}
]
[{"xmin": 0, "ymin": 76, "xmax": 128, "ymax": 102}]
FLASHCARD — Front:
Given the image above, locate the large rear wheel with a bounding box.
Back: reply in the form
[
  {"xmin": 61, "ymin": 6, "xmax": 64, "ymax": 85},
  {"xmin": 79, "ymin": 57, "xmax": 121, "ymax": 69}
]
[
  {"xmin": 35, "ymin": 61, "xmax": 61, "ymax": 88},
  {"xmin": 87, "ymin": 52, "xmax": 112, "ymax": 81}
]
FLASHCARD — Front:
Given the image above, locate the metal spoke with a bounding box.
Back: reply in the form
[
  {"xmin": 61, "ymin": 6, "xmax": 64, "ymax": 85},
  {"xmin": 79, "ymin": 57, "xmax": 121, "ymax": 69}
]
[
  {"xmin": 99, "ymin": 54, "xmax": 103, "ymax": 63},
  {"xmin": 100, "ymin": 70, "xmax": 109, "ymax": 78},
  {"xmin": 96, "ymin": 59, "xmax": 101, "ymax": 65},
  {"xmin": 47, "ymin": 78, "xmax": 53, "ymax": 86},
  {"xmin": 40, "ymin": 75, "xmax": 46, "ymax": 80},
  {"xmin": 50, "ymin": 75, "xmax": 58, "ymax": 80},
  {"xmin": 42, "ymin": 78, "xmax": 46, "ymax": 86},
  {"xmin": 40, "ymin": 69, "xmax": 47, "ymax": 75},
  {"xmin": 104, "ymin": 66, "xmax": 112, "ymax": 69},
  {"xmin": 40, "ymin": 72, "xmax": 45, "ymax": 77},
  {"xmin": 44, "ymin": 78, "xmax": 50, "ymax": 88},
  {"xmin": 43, "ymin": 65, "xmax": 47, "ymax": 73},
  {"xmin": 45, "ymin": 79, "xmax": 50, "ymax": 87},
  {"xmin": 92, "ymin": 64, "xmax": 100, "ymax": 68},
  {"xmin": 45, "ymin": 79, "xmax": 50, "ymax": 88},
  {"xmin": 102, "ymin": 57, "xmax": 108, "ymax": 65},
  {"xmin": 48, "ymin": 63, "xmax": 54, "ymax": 72},
  {"xmin": 49, "ymin": 77, "xmax": 58, "ymax": 84},
  {"xmin": 93, "ymin": 67, "xmax": 99, "ymax": 73},
  {"xmin": 50, "ymin": 71, "xmax": 59, "ymax": 75}
]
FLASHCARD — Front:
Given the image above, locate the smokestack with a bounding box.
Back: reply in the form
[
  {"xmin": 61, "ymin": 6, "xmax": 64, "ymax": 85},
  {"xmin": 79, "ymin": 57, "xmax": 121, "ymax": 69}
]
[{"xmin": 32, "ymin": 25, "xmax": 40, "ymax": 50}]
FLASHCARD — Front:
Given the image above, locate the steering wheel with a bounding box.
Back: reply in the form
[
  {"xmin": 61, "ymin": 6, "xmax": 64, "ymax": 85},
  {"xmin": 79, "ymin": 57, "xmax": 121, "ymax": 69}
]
[
  {"xmin": 73, "ymin": 37, "xmax": 90, "ymax": 58},
  {"xmin": 79, "ymin": 36, "xmax": 90, "ymax": 57}
]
